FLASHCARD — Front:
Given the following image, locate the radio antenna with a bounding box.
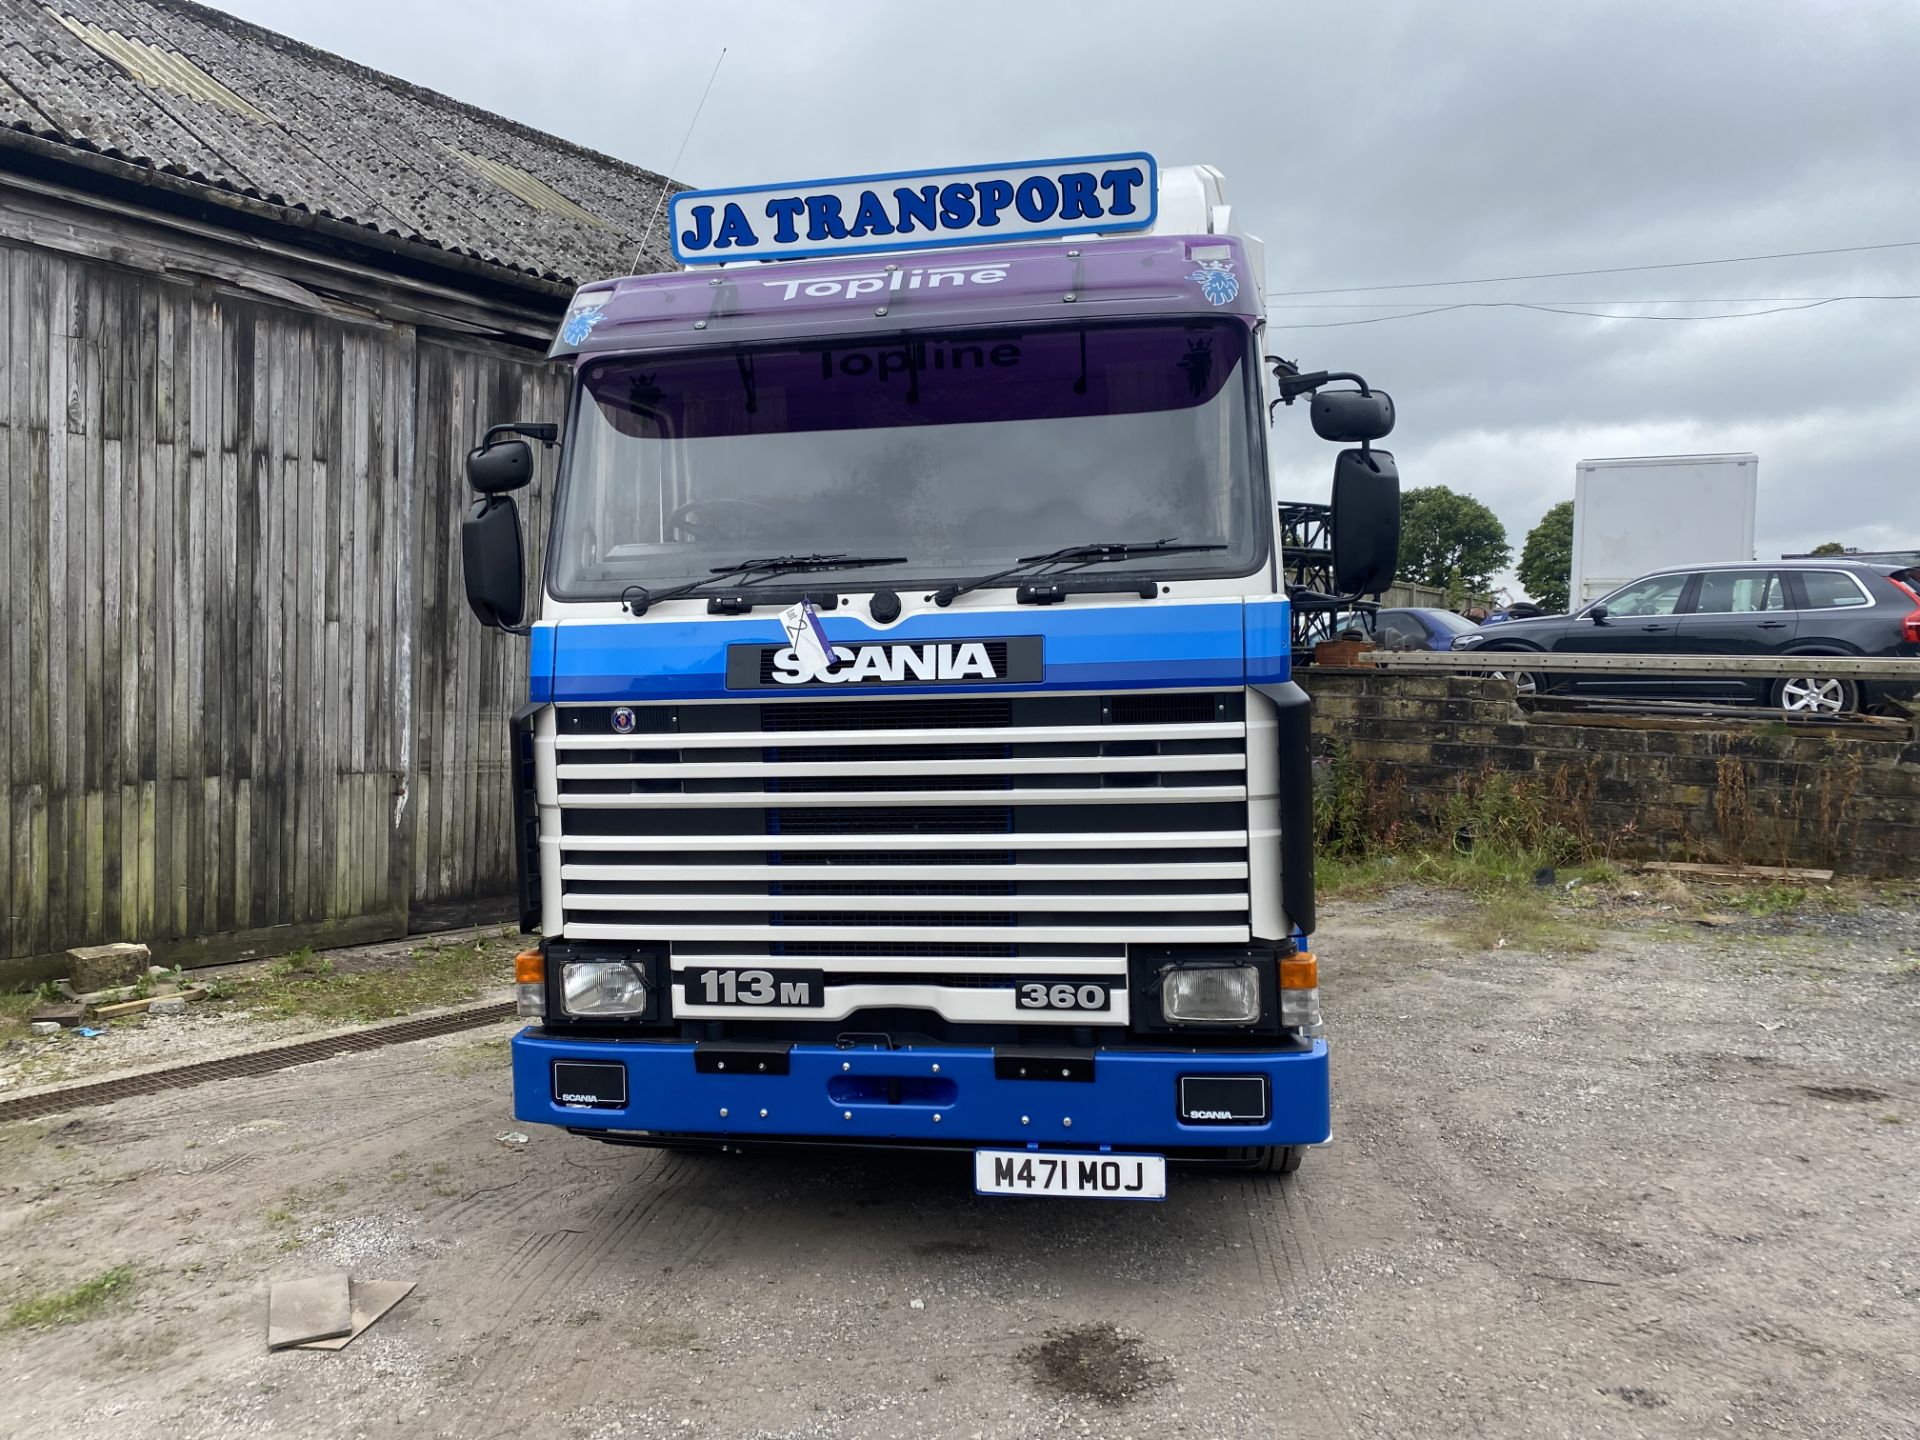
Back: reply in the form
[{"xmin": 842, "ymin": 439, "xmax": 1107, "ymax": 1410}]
[{"xmin": 633, "ymin": 46, "xmax": 728, "ymax": 273}]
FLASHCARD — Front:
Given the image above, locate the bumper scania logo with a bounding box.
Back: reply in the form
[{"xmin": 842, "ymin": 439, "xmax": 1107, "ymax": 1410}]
[{"xmin": 610, "ymin": 707, "xmax": 637, "ymax": 734}]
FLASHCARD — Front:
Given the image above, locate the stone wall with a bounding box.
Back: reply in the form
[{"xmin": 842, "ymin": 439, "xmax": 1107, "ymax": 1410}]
[{"xmin": 1301, "ymin": 670, "xmax": 1920, "ymax": 875}]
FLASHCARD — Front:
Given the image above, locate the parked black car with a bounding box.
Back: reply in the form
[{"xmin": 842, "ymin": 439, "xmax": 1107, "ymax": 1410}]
[{"xmin": 1451, "ymin": 560, "xmax": 1920, "ymax": 713}]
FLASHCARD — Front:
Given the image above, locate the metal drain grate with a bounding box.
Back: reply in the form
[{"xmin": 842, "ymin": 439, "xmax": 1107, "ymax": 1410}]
[{"xmin": 0, "ymin": 1001, "xmax": 516, "ymax": 1124}]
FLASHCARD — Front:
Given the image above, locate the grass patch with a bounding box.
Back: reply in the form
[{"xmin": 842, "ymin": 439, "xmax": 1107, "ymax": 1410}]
[
  {"xmin": 1709, "ymin": 882, "xmax": 1809, "ymax": 918},
  {"xmin": 430, "ymin": 1033, "xmax": 511, "ymax": 1078},
  {"xmin": 5, "ymin": 1265, "xmax": 137, "ymax": 1331},
  {"xmin": 1716, "ymin": 882, "xmax": 1862, "ymax": 919},
  {"xmin": 1440, "ymin": 887, "xmax": 1599, "ymax": 953},
  {"xmin": 1320, "ymin": 845, "xmax": 1612, "ymax": 952},
  {"xmin": 1321, "ymin": 847, "xmax": 1617, "ymax": 900},
  {"xmin": 235, "ymin": 939, "xmax": 509, "ymax": 1025},
  {"xmin": 263, "ymin": 1182, "xmax": 346, "ymax": 1250},
  {"xmin": 0, "ymin": 992, "xmax": 36, "ymax": 1043}
]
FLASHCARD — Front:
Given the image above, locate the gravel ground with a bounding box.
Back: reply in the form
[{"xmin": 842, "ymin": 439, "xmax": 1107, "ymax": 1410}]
[
  {"xmin": 0, "ymin": 888, "xmax": 1916, "ymax": 1439},
  {"xmin": 0, "ymin": 927, "xmax": 514, "ymax": 1095}
]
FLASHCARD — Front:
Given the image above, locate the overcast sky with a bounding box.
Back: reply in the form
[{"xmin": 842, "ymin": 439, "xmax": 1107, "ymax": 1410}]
[{"xmin": 216, "ymin": 0, "xmax": 1920, "ymax": 589}]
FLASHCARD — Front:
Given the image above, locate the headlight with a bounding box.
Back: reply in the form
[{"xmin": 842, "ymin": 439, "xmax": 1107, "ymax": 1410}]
[
  {"xmin": 1452, "ymin": 633, "xmax": 1488, "ymax": 649},
  {"xmin": 562, "ymin": 961, "xmax": 650, "ymax": 1017},
  {"xmin": 1161, "ymin": 964, "xmax": 1261, "ymax": 1024}
]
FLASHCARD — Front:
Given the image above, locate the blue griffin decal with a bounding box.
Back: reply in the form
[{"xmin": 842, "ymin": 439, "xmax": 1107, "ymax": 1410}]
[
  {"xmin": 1188, "ymin": 259, "xmax": 1239, "ymax": 307},
  {"xmin": 561, "ymin": 304, "xmax": 607, "ymax": 346}
]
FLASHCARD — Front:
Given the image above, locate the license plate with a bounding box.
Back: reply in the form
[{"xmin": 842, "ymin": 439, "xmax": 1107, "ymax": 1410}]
[
  {"xmin": 681, "ymin": 966, "xmax": 824, "ymax": 1008},
  {"xmin": 974, "ymin": 1149, "xmax": 1166, "ymax": 1200}
]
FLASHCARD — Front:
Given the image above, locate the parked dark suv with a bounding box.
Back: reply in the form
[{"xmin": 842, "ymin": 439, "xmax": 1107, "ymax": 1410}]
[{"xmin": 1451, "ymin": 560, "xmax": 1920, "ymax": 713}]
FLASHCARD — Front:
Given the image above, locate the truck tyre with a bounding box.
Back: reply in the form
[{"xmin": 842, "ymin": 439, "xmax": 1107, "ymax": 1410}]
[
  {"xmin": 1234, "ymin": 1145, "xmax": 1304, "ymax": 1175},
  {"xmin": 1771, "ymin": 672, "xmax": 1859, "ymax": 715}
]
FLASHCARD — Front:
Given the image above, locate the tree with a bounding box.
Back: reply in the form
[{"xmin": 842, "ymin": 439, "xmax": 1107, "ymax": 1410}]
[
  {"xmin": 1516, "ymin": 500, "xmax": 1575, "ymax": 612},
  {"xmin": 1810, "ymin": 541, "xmax": 1848, "ymax": 556},
  {"xmin": 1396, "ymin": 486, "xmax": 1511, "ymax": 591}
]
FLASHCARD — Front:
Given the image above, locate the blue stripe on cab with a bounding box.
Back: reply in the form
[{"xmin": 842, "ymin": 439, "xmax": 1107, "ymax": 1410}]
[
  {"xmin": 542, "ymin": 601, "xmax": 1260, "ymax": 704},
  {"xmin": 529, "ymin": 624, "xmax": 556, "ymax": 704},
  {"xmin": 1243, "ymin": 597, "xmax": 1292, "ymax": 685}
]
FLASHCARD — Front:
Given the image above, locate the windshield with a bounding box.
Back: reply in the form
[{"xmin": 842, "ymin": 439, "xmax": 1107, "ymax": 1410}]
[
  {"xmin": 548, "ymin": 319, "xmax": 1266, "ymax": 598},
  {"xmin": 1422, "ymin": 609, "xmax": 1482, "ymax": 636}
]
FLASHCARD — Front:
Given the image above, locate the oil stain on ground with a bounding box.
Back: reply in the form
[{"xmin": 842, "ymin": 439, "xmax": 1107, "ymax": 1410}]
[{"xmin": 1018, "ymin": 1322, "xmax": 1171, "ymax": 1407}]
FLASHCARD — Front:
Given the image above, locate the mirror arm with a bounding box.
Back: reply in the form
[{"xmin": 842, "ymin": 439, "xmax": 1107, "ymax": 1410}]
[
  {"xmin": 1266, "ymin": 362, "xmax": 1374, "ymax": 405},
  {"xmin": 483, "ymin": 421, "xmax": 559, "ymax": 449}
]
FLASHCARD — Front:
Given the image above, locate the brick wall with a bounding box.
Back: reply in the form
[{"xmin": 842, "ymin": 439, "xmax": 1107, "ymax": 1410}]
[{"xmin": 1301, "ymin": 671, "xmax": 1920, "ymax": 875}]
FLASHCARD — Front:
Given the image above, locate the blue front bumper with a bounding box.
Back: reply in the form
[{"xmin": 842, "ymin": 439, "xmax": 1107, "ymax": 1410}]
[{"xmin": 511, "ymin": 1030, "xmax": 1330, "ymax": 1149}]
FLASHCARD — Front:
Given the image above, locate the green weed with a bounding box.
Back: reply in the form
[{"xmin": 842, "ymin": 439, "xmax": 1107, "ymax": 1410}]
[
  {"xmin": 237, "ymin": 940, "xmax": 506, "ymax": 1025},
  {"xmin": 1731, "ymin": 884, "xmax": 1810, "ymax": 917},
  {"xmin": 1439, "ymin": 887, "xmax": 1599, "ymax": 954},
  {"xmin": 0, "ymin": 993, "xmax": 36, "ymax": 1042},
  {"xmin": 4, "ymin": 1265, "xmax": 137, "ymax": 1331},
  {"xmin": 1314, "ymin": 742, "xmax": 1586, "ymax": 864}
]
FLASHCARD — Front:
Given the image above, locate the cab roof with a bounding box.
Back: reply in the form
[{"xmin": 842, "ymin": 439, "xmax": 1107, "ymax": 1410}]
[{"xmin": 548, "ymin": 233, "xmax": 1260, "ymax": 361}]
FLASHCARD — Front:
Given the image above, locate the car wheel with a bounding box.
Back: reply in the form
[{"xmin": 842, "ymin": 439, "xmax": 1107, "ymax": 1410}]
[
  {"xmin": 1484, "ymin": 660, "xmax": 1543, "ymax": 696},
  {"xmin": 1772, "ymin": 673, "xmax": 1859, "ymax": 715}
]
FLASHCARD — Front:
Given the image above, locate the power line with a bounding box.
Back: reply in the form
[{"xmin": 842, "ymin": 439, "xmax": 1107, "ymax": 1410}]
[
  {"xmin": 633, "ymin": 46, "xmax": 729, "ymax": 271},
  {"xmin": 1267, "ymin": 240, "xmax": 1920, "ymax": 298},
  {"xmin": 1266, "ymin": 294, "xmax": 1920, "ymax": 329},
  {"xmin": 1268, "ymin": 295, "xmax": 1904, "ymax": 308}
]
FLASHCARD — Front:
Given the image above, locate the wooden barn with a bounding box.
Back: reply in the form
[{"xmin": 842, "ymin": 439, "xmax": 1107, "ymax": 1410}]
[{"xmin": 0, "ymin": 0, "xmax": 676, "ymax": 979}]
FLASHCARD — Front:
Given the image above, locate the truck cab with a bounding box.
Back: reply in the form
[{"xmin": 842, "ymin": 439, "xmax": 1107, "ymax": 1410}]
[{"xmin": 460, "ymin": 155, "xmax": 1399, "ymax": 1198}]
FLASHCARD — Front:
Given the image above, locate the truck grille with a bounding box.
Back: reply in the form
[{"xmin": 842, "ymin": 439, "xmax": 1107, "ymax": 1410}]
[{"xmin": 542, "ymin": 692, "xmax": 1252, "ymax": 1025}]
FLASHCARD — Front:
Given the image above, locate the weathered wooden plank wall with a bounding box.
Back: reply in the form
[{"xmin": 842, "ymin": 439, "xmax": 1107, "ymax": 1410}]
[
  {"xmin": 0, "ymin": 237, "xmax": 560, "ymax": 973},
  {"xmin": 411, "ymin": 337, "xmax": 562, "ymax": 911}
]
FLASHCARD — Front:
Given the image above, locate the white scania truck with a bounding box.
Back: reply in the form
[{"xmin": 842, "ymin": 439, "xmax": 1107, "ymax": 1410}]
[{"xmin": 458, "ymin": 154, "xmax": 1401, "ymax": 1199}]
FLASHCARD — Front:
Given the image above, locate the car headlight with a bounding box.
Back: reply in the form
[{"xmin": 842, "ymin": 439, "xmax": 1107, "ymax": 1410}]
[
  {"xmin": 1452, "ymin": 633, "xmax": 1488, "ymax": 649},
  {"xmin": 562, "ymin": 961, "xmax": 650, "ymax": 1017},
  {"xmin": 1161, "ymin": 964, "xmax": 1261, "ymax": 1024}
]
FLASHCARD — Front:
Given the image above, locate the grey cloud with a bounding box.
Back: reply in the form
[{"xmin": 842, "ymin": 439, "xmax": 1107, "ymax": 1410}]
[{"xmin": 214, "ymin": 0, "xmax": 1920, "ymax": 585}]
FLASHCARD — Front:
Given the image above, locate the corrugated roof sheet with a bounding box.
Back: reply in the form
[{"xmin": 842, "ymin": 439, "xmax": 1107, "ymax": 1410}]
[
  {"xmin": 438, "ymin": 143, "xmax": 605, "ymax": 229},
  {"xmin": 47, "ymin": 9, "xmax": 273, "ymax": 121},
  {"xmin": 0, "ymin": 0, "xmax": 679, "ymax": 287}
]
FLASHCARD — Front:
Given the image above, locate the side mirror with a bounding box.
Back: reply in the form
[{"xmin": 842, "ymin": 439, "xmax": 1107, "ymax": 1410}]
[
  {"xmin": 467, "ymin": 438, "xmax": 533, "ymax": 495},
  {"xmin": 462, "ymin": 496, "xmax": 526, "ymax": 629},
  {"xmin": 1330, "ymin": 448, "xmax": 1401, "ymax": 596},
  {"xmin": 1588, "ymin": 603, "xmax": 1609, "ymax": 623},
  {"xmin": 1311, "ymin": 388, "xmax": 1395, "ymax": 444}
]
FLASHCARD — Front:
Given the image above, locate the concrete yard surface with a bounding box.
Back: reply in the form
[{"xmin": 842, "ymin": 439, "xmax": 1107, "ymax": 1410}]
[{"xmin": 1, "ymin": 890, "xmax": 1917, "ymax": 1438}]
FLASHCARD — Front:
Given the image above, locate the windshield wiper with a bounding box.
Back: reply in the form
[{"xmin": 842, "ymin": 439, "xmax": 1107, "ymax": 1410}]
[
  {"xmin": 930, "ymin": 539, "xmax": 1228, "ymax": 608},
  {"xmin": 622, "ymin": 553, "xmax": 907, "ymax": 617}
]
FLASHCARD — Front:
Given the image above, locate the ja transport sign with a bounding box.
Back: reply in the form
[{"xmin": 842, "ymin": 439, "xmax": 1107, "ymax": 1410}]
[{"xmin": 670, "ymin": 153, "xmax": 1159, "ymax": 265}]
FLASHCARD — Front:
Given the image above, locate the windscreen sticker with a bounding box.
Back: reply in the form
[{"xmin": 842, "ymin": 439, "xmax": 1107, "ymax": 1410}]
[
  {"xmin": 779, "ymin": 599, "xmax": 837, "ymax": 675},
  {"xmin": 1188, "ymin": 259, "xmax": 1239, "ymax": 307},
  {"xmin": 559, "ymin": 293, "xmax": 611, "ymax": 347}
]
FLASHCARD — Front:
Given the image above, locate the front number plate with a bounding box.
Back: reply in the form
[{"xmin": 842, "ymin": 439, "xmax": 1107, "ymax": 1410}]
[{"xmin": 974, "ymin": 1149, "xmax": 1166, "ymax": 1201}]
